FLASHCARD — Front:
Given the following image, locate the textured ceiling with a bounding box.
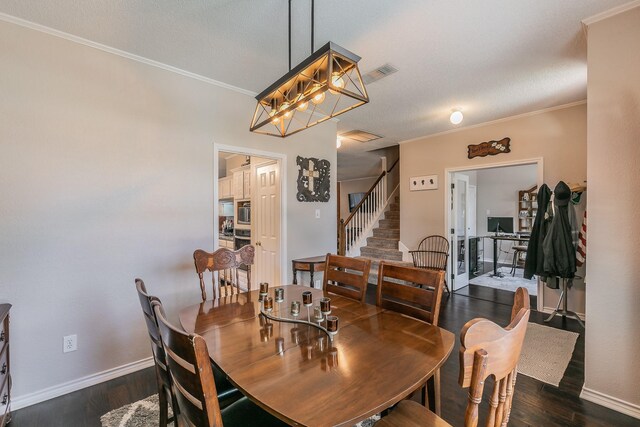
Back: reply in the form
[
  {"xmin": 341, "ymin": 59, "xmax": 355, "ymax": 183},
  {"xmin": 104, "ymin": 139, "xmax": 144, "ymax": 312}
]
[{"xmin": 0, "ymin": 0, "xmax": 629, "ymax": 179}]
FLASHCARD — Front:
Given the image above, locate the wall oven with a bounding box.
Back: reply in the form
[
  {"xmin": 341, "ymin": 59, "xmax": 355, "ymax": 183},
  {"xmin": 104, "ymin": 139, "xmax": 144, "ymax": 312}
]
[
  {"xmin": 234, "ymin": 229, "xmax": 251, "ymax": 272},
  {"xmin": 234, "ymin": 229, "xmax": 251, "ymax": 250},
  {"xmin": 237, "ymin": 201, "xmax": 251, "ymax": 225}
]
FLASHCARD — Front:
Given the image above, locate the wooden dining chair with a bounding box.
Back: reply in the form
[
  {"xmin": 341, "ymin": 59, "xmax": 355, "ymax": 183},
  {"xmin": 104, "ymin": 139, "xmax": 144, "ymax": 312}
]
[
  {"xmin": 322, "ymin": 253, "xmax": 371, "ymax": 303},
  {"xmin": 376, "ymin": 287, "xmax": 531, "ymax": 427},
  {"xmin": 376, "ymin": 263, "xmax": 445, "ymax": 413},
  {"xmin": 135, "ymin": 279, "xmax": 179, "ymax": 427},
  {"xmin": 409, "ymin": 235, "xmax": 451, "ymax": 295},
  {"xmin": 152, "ymin": 300, "xmax": 289, "ymax": 427},
  {"xmin": 194, "ymin": 246, "xmax": 255, "ymax": 301},
  {"xmin": 137, "ymin": 279, "xmax": 241, "ymax": 413}
]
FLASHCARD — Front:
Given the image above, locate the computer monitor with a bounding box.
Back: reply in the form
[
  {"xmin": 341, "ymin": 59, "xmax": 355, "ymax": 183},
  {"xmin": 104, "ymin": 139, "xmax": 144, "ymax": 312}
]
[{"xmin": 487, "ymin": 217, "xmax": 514, "ymax": 234}]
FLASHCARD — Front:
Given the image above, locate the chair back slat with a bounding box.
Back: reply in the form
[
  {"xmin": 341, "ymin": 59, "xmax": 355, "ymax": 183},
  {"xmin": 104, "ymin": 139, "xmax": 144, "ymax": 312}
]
[
  {"xmin": 153, "ymin": 300, "xmax": 223, "ymax": 427},
  {"xmin": 458, "ymin": 288, "xmax": 531, "ymax": 427},
  {"xmin": 410, "ymin": 235, "xmax": 450, "ymax": 271},
  {"xmin": 376, "ymin": 263, "xmax": 445, "ymax": 326},
  {"xmin": 135, "ymin": 279, "xmax": 169, "ymax": 374},
  {"xmin": 194, "ymin": 246, "xmax": 255, "ymax": 301},
  {"xmin": 323, "ymin": 254, "xmax": 371, "ymax": 302}
]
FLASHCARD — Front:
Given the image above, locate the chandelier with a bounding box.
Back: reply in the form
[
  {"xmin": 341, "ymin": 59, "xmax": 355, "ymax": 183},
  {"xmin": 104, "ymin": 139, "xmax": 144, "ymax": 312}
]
[{"xmin": 250, "ymin": 1, "xmax": 369, "ymax": 138}]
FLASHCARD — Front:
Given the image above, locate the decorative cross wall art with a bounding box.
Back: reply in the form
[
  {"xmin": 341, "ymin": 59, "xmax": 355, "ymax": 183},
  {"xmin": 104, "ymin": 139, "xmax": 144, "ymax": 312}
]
[{"xmin": 296, "ymin": 156, "xmax": 330, "ymax": 202}]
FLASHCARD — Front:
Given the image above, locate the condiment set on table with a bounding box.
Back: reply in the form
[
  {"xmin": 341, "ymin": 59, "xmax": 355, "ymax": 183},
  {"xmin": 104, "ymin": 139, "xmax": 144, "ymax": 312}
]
[{"xmin": 258, "ymin": 283, "xmax": 339, "ymax": 341}]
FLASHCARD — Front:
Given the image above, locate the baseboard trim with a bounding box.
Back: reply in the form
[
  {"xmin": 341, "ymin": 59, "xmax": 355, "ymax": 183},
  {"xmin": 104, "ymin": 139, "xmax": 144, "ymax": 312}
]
[
  {"xmin": 541, "ymin": 307, "xmax": 586, "ymax": 321},
  {"xmin": 11, "ymin": 357, "xmax": 154, "ymax": 411},
  {"xmin": 398, "ymin": 241, "xmax": 412, "ymax": 262},
  {"xmin": 580, "ymin": 387, "xmax": 640, "ymax": 419}
]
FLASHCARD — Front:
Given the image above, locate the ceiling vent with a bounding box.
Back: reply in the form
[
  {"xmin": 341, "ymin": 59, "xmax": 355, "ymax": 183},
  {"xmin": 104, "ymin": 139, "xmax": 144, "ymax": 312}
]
[
  {"xmin": 339, "ymin": 130, "xmax": 382, "ymax": 143},
  {"xmin": 362, "ymin": 63, "xmax": 398, "ymax": 84}
]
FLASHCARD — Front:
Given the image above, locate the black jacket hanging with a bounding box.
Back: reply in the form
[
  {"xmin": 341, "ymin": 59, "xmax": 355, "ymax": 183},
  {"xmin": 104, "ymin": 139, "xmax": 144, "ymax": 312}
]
[
  {"xmin": 524, "ymin": 184, "xmax": 551, "ymax": 279},
  {"xmin": 542, "ymin": 181, "xmax": 576, "ymax": 279}
]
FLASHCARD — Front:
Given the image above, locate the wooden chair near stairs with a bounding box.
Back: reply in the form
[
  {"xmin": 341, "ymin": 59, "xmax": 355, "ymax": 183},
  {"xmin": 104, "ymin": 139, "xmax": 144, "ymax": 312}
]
[
  {"xmin": 375, "ymin": 287, "xmax": 531, "ymax": 427},
  {"xmin": 409, "ymin": 235, "xmax": 451, "ymax": 295}
]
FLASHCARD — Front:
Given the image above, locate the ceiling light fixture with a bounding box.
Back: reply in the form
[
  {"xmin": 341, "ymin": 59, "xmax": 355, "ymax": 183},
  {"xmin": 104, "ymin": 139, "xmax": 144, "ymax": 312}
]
[
  {"xmin": 250, "ymin": 0, "xmax": 369, "ymax": 138},
  {"xmin": 450, "ymin": 109, "xmax": 464, "ymax": 125}
]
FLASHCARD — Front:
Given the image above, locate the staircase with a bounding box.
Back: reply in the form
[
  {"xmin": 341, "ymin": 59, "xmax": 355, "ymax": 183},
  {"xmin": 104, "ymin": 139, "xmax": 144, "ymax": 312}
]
[{"xmin": 357, "ymin": 196, "xmax": 413, "ymax": 284}]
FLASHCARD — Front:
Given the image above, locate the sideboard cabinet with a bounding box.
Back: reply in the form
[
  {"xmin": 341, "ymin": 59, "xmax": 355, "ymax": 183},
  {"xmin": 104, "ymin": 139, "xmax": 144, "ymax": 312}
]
[{"xmin": 0, "ymin": 304, "xmax": 11, "ymax": 427}]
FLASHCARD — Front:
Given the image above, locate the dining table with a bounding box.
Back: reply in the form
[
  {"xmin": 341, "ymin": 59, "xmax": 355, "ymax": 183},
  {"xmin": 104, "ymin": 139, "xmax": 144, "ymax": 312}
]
[{"xmin": 179, "ymin": 285, "xmax": 455, "ymax": 427}]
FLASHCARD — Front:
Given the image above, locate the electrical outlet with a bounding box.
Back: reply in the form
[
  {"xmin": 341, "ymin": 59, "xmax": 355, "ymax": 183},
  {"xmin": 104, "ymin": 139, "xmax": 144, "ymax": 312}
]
[
  {"xmin": 63, "ymin": 334, "xmax": 77, "ymax": 353},
  {"xmin": 315, "ymin": 209, "xmax": 321, "ymax": 219}
]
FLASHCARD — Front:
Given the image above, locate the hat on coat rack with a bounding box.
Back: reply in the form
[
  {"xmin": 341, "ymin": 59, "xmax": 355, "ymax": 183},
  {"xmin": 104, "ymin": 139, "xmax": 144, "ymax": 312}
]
[
  {"xmin": 568, "ymin": 182, "xmax": 587, "ymax": 193},
  {"xmin": 568, "ymin": 182, "xmax": 587, "ymax": 204},
  {"xmin": 554, "ymin": 181, "xmax": 572, "ymax": 206}
]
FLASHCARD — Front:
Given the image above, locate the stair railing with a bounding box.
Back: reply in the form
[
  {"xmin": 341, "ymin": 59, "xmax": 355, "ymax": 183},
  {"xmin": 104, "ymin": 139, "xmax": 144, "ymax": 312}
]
[{"xmin": 339, "ymin": 158, "xmax": 399, "ymax": 256}]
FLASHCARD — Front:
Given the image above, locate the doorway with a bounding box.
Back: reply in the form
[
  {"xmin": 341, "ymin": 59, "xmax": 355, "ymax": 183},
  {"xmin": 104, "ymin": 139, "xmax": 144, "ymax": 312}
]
[
  {"xmin": 214, "ymin": 144, "xmax": 286, "ymax": 288},
  {"xmin": 445, "ymin": 158, "xmax": 543, "ymax": 311}
]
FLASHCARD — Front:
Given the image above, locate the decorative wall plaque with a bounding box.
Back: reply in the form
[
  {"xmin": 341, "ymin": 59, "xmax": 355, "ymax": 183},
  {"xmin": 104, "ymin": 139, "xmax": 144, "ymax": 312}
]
[
  {"xmin": 296, "ymin": 156, "xmax": 330, "ymax": 202},
  {"xmin": 468, "ymin": 137, "xmax": 511, "ymax": 159}
]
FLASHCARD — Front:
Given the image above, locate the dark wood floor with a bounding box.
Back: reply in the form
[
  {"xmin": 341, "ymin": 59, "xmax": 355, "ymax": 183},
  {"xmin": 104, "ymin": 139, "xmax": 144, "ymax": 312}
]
[{"xmin": 12, "ymin": 286, "xmax": 636, "ymax": 426}]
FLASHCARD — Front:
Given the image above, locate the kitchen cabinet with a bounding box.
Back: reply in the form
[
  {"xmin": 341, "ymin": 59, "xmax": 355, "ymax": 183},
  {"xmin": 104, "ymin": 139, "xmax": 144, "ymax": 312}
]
[
  {"xmin": 233, "ymin": 166, "xmax": 252, "ymax": 200},
  {"xmin": 219, "ymin": 176, "xmax": 233, "ymax": 199},
  {"xmin": 218, "ymin": 239, "xmax": 234, "ymax": 250}
]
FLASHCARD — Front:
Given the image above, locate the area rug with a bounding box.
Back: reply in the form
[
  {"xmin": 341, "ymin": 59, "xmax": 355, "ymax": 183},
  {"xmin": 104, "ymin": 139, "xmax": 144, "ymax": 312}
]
[
  {"xmin": 101, "ymin": 394, "xmax": 379, "ymax": 427},
  {"xmin": 518, "ymin": 323, "xmax": 580, "ymax": 386},
  {"xmin": 469, "ymin": 270, "xmax": 538, "ymax": 296}
]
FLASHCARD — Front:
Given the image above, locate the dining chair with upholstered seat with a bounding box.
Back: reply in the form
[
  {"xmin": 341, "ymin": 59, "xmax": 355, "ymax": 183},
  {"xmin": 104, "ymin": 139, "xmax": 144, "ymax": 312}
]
[
  {"xmin": 376, "ymin": 262, "xmax": 445, "ymax": 413},
  {"xmin": 408, "ymin": 235, "xmax": 451, "ymax": 295},
  {"xmin": 376, "ymin": 287, "xmax": 531, "ymax": 427},
  {"xmin": 135, "ymin": 279, "xmax": 179, "ymax": 427},
  {"xmin": 322, "ymin": 253, "xmax": 371, "ymax": 303},
  {"xmin": 152, "ymin": 300, "xmax": 289, "ymax": 427},
  {"xmin": 194, "ymin": 245, "xmax": 255, "ymax": 301}
]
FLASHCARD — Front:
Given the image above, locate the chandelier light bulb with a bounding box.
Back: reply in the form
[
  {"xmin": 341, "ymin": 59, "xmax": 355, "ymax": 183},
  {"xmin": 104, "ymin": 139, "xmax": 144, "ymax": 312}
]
[
  {"xmin": 281, "ymin": 102, "xmax": 291, "ymax": 118},
  {"xmin": 312, "ymin": 91, "xmax": 326, "ymax": 105},
  {"xmin": 450, "ymin": 110, "xmax": 463, "ymax": 125},
  {"xmin": 297, "ymin": 101, "xmax": 308, "ymax": 112},
  {"xmin": 329, "ymin": 73, "xmax": 345, "ymax": 94}
]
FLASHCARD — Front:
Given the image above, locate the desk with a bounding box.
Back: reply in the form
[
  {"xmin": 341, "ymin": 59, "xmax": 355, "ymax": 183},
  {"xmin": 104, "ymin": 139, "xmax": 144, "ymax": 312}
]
[
  {"xmin": 484, "ymin": 235, "xmax": 530, "ymax": 277},
  {"xmin": 291, "ymin": 255, "xmax": 326, "ymax": 287},
  {"xmin": 179, "ymin": 286, "xmax": 454, "ymax": 427}
]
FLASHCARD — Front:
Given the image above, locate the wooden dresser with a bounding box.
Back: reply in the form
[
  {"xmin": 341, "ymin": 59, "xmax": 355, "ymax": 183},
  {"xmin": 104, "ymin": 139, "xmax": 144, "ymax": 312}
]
[{"xmin": 0, "ymin": 304, "xmax": 11, "ymax": 426}]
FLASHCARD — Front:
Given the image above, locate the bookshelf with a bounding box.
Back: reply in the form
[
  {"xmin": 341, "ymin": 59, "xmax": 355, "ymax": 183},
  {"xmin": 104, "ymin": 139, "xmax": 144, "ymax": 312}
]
[{"xmin": 518, "ymin": 185, "xmax": 538, "ymax": 232}]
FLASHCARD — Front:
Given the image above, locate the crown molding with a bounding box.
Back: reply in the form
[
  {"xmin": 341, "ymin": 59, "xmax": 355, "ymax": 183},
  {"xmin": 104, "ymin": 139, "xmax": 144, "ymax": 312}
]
[
  {"xmin": 0, "ymin": 12, "xmax": 257, "ymax": 97},
  {"xmin": 398, "ymin": 100, "xmax": 587, "ymax": 145},
  {"xmin": 582, "ymin": 0, "xmax": 640, "ymax": 27}
]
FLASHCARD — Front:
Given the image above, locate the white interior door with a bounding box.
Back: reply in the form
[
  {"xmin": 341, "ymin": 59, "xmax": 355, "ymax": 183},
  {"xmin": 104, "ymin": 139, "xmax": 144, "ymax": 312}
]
[
  {"xmin": 450, "ymin": 173, "xmax": 470, "ymax": 290},
  {"xmin": 254, "ymin": 162, "xmax": 281, "ymax": 287}
]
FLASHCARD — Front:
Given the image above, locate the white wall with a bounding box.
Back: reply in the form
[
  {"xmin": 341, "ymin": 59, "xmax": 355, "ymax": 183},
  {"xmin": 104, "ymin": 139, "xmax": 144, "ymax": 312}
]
[
  {"xmin": 583, "ymin": 5, "xmax": 640, "ymax": 417},
  {"xmin": 475, "ymin": 164, "xmax": 537, "ymax": 262},
  {"xmin": 0, "ymin": 20, "xmax": 337, "ymax": 404}
]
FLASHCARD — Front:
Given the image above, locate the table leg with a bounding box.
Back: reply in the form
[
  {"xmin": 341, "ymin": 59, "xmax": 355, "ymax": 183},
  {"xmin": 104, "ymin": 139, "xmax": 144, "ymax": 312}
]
[
  {"xmin": 310, "ymin": 268, "xmax": 315, "ymax": 288},
  {"xmin": 491, "ymin": 239, "xmax": 503, "ymax": 277},
  {"xmin": 292, "ymin": 263, "xmax": 298, "ymax": 285},
  {"xmin": 426, "ymin": 370, "xmax": 441, "ymax": 415}
]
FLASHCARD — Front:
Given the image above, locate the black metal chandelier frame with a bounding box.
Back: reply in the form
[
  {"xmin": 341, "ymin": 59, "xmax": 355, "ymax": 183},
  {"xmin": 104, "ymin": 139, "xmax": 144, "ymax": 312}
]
[{"xmin": 250, "ymin": 0, "xmax": 369, "ymax": 138}]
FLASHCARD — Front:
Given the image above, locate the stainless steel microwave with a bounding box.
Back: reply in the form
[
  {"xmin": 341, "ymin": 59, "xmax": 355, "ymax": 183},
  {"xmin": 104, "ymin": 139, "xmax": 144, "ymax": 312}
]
[{"xmin": 237, "ymin": 202, "xmax": 250, "ymax": 225}]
